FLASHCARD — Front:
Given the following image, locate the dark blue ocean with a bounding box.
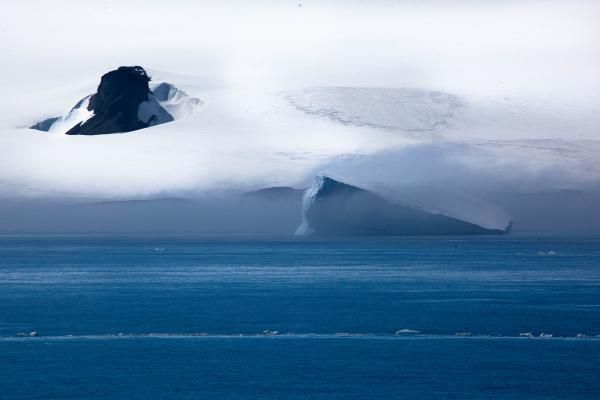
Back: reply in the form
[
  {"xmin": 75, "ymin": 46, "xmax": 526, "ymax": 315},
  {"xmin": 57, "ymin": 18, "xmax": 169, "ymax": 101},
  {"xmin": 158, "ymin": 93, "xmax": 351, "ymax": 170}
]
[{"xmin": 1, "ymin": 235, "xmax": 599, "ymax": 399}]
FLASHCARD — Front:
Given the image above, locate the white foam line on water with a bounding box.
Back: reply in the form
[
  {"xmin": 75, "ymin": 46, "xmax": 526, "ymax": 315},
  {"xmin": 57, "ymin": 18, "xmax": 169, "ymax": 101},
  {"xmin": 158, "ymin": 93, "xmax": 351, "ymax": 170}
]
[{"xmin": 2, "ymin": 332, "xmax": 600, "ymax": 342}]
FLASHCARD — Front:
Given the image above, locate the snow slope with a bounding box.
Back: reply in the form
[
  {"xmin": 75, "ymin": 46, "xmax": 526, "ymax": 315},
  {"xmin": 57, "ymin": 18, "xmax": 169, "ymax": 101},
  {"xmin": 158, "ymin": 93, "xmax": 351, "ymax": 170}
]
[
  {"xmin": 283, "ymin": 86, "xmax": 600, "ymax": 185},
  {"xmin": 284, "ymin": 86, "xmax": 600, "ymax": 142},
  {"xmin": 285, "ymin": 87, "xmax": 462, "ymax": 137},
  {"xmin": 151, "ymin": 82, "xmax": 203, "ymax": 120},
  {"xmin": 46, "ymin": 95, "xmax": 95, "ymax": 134}
]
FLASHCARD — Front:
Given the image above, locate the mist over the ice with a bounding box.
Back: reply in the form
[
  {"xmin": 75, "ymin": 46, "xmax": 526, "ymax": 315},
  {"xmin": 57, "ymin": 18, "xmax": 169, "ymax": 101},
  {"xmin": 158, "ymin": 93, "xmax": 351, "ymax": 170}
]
[
  {"xmin": 3, "ymin": 0, "xmax": 599, "ymax": 97},
  {"xmin": 1, "ymin": 0, "xmax": 599, "ymax": 232}
]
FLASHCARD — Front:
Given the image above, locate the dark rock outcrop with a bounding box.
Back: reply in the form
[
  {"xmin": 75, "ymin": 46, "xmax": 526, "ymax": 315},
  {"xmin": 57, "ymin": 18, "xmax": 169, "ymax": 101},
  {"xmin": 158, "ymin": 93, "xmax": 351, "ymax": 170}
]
[
  {"xmin": 66, "ymin": 66, "xmax": 172, "ymax": 135},
  {"xmin": 297, "ymin": 175, "xmax": 511, "ymax": 236}
]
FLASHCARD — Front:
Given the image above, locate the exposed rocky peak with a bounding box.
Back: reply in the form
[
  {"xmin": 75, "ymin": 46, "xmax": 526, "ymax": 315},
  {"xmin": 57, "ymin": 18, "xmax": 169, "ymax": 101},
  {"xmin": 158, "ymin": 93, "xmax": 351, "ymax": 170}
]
[
  {"xmin": 66, "ymin": 66, "xmax": 164, "ymax": 135},
  {"xmin": 88, "ymin": 66, "xmax": 151, "ymax": 116},
  {"xmin": 30, "ymin": 67, "xmax": 202, "ymax": 135}
]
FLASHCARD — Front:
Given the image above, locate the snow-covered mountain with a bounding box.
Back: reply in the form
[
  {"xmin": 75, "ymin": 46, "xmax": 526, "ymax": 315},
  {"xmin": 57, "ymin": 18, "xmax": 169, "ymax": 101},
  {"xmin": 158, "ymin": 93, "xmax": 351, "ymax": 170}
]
[
  {"xmin": 31, "ymin": 67, "xmax": 202, "ymax": 135},
  {"xmin": 1, "ymin": 66, "xmax": 599, "ymax": 232}
]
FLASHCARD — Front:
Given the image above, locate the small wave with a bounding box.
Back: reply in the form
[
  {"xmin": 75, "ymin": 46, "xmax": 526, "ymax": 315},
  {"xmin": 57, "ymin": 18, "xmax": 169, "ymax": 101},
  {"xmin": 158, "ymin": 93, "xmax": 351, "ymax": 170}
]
[
  {"xmin": 2, "ymin": 331, "xmax": 599, "ymax": 342},
  {"xmin": 395, "ymin": 329, "xmax": 420, "ymax": 335},
  {"xmin": 15, "ymin": 331, "xmax": 39, "ymax": 337}
]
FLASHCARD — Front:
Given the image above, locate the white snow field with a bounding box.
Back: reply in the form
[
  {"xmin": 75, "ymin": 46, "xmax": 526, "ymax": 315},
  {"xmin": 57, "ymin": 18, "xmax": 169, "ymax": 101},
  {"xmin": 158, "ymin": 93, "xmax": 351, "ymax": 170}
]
[
  {"xmin": 1, "ymin": 67, "xmax": 599, "ymax": 229},
  {"xmin": 284, "ymin": 87, "xmax": 462, "ymax": 136},
  {"xmin": 283, "ymin": 86, "xmax": 600, "ymax": 186}
]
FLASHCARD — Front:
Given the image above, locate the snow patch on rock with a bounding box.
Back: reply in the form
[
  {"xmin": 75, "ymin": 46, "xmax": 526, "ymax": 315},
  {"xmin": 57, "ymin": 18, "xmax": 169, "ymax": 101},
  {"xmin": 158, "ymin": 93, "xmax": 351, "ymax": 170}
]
[
  {"xmin": 151, "ymin": 82, "xmax": 203, "ymax": 120},
  {"xmin": 46, "ymin": 95, "xmax": 95, "ymax": 134}
]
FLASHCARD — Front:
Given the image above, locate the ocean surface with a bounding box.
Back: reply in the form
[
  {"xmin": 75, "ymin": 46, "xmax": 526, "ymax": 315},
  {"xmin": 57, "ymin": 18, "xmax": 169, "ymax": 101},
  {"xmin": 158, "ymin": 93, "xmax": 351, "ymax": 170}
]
[{"xmin": 1, "ymin": 235, "xmax": 599, "ymax": 399}]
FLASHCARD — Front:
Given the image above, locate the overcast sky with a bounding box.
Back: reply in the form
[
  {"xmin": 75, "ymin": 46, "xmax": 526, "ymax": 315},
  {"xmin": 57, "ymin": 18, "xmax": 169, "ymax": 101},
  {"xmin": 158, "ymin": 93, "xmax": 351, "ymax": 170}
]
[{"xmin": 2, "ymin": 0, "xmax": 599, "ymax": 100}]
